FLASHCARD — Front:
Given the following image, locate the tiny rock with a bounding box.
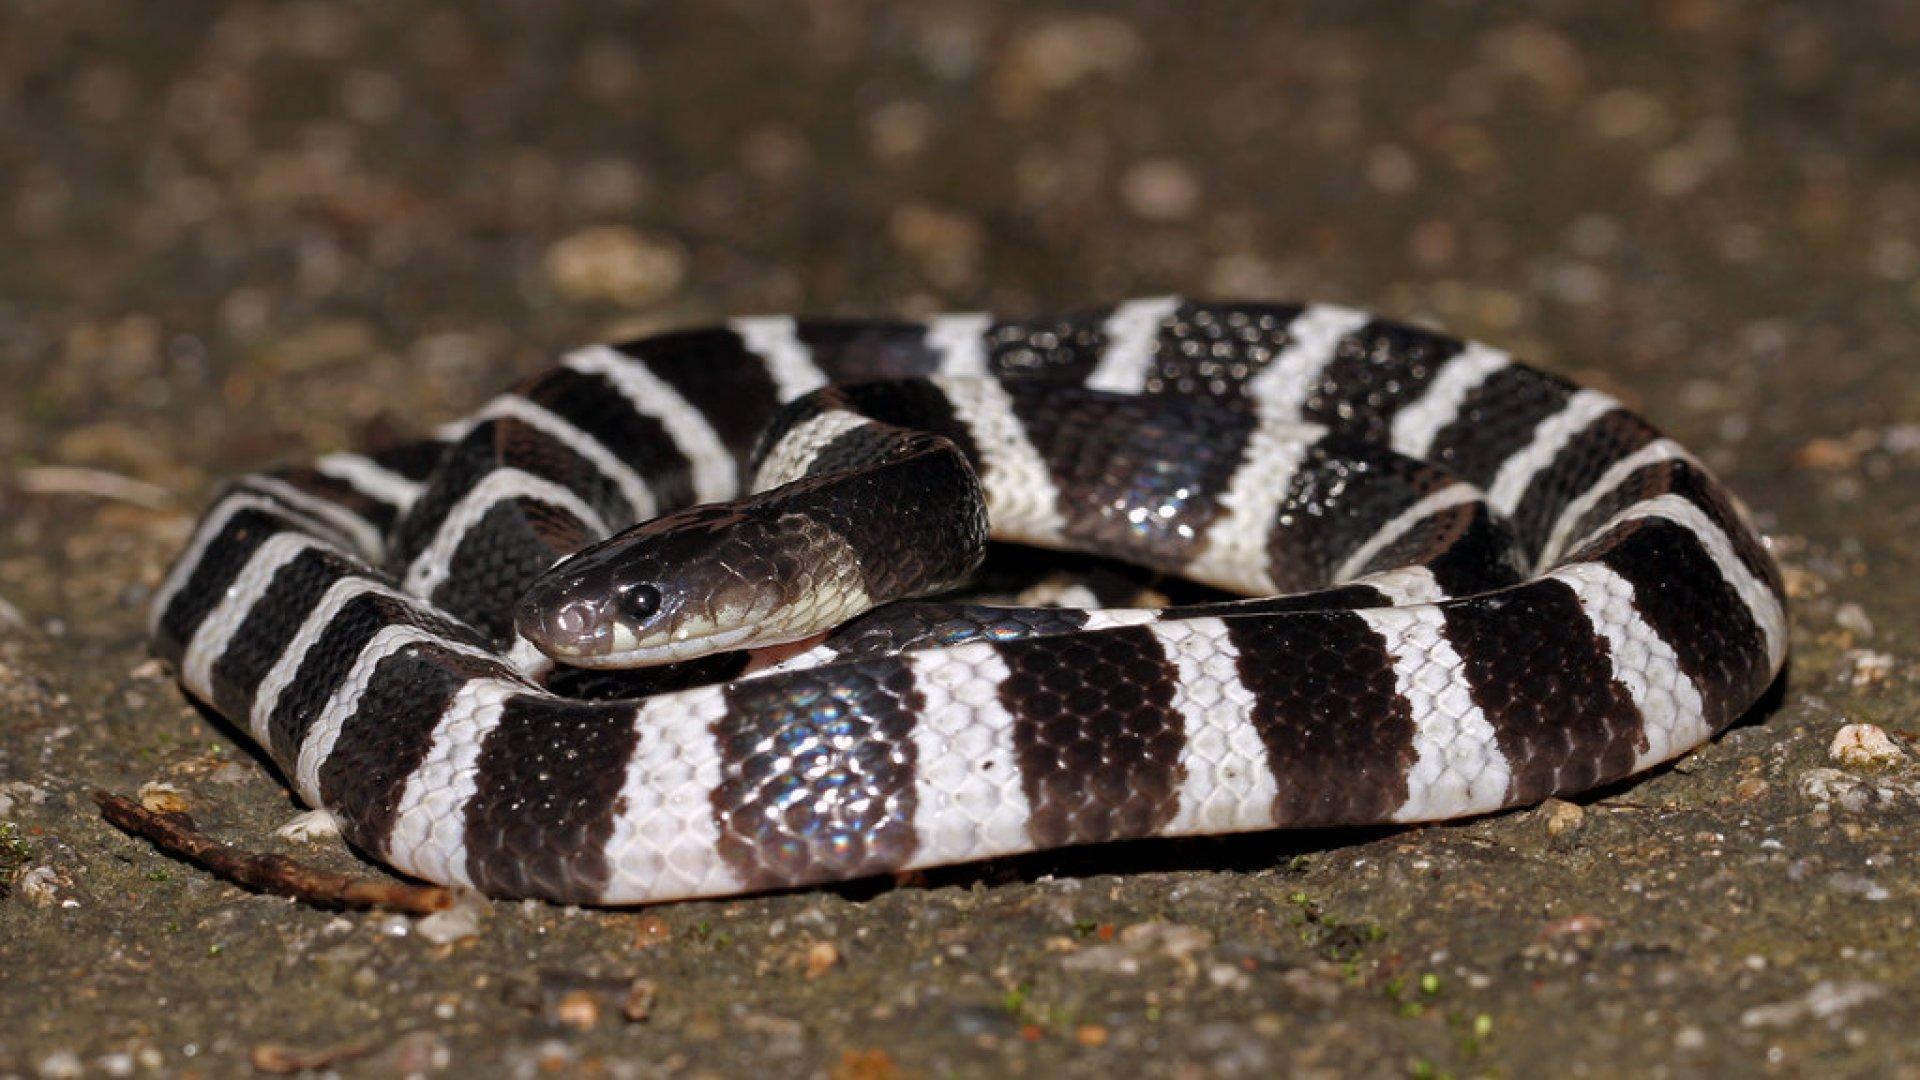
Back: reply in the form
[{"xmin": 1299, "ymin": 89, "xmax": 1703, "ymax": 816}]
[
  {"xmin": 1841, "ymin": 650, "xmax": 1896, "ymax": 689},
  {"xmin": 1829, "ymin": 723, "xmax": 1908, "ymax": 770},
  {"xmin": 18, "ymin": 865, "xmax": 70, "ymax": 909},
  {"xmin": 275, "ymin": 808, "xmax": 343, "ymax": 842},
  {"xmin": 1121, "ymin": 158, "xmax": 1201, "ymax": 222},
  {"xmin": 552, "ymin": 989, "xmax": 600, "ymax": 1030},
  {"xmin": 35, "ymin": 1049, "xmax": 84, "ymax": 1080},
  {"xmin": 1739, "ymin": 980, "xmax": 1886, "ymax": 1029},
  {"xmin": 1798, "ymin": 767, "xmax": 1918, "ymax": 813},
  {"xmin": 415, "ymin": 891, "xmax": 488, "ymax": 945},
  {"xmin": 630, "ymin": 914, "xmax": 672, "ymax": 949},
  {"xmin": 544, "ymin": 226, "xmax": 685, "ymax": 306},
  {"xmin": 621, "ymin": 978, "xmax": 658, "ymax": 1022},
  {"xmin": 136, "ymin": 782, "xmax": 189, "ymax": 815},
  {"xmin": 804, "ymin": 940, "xmax": 841, "ymax": 980},
  {"xmin": 1538, "ymin": 798, "xmax": 1586, "ymax": 837}
]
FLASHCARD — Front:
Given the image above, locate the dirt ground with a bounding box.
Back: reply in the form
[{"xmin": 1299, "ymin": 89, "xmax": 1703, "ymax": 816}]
[{"xmin": 3, "ymin": 2, "xmax": 1919, "ymax": 1076}]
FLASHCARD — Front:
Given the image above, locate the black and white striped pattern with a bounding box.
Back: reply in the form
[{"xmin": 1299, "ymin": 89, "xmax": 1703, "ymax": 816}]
[{"xmin": 149, "ymin": 299, "xmax": 1788, "ymax": 904}]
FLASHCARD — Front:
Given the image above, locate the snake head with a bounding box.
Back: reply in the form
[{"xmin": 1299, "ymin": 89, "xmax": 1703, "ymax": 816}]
[{"xmin": 512, "ymin": 500, "xmax": 856, "ymax": 668}]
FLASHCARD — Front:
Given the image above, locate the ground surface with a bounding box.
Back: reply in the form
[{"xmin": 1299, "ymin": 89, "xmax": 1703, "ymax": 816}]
[{"xmin": 3, "ymin": 2, "xmax": 1919, "ymax": 1077}]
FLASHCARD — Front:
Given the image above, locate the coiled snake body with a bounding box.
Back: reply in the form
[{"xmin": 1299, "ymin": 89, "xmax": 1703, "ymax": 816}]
[{"xmin": 151, "ymin": 299, "xmax": 1787, "ymax": 904}]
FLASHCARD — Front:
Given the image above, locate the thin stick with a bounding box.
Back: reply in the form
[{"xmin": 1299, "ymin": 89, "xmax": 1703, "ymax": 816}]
[
  {"xmin": 15, "ymin": 466, "xmax": 178, "ymax": 511},
  {"xmin": 93, "ymin": 790, "xmax": 454, "ymax": 915}
]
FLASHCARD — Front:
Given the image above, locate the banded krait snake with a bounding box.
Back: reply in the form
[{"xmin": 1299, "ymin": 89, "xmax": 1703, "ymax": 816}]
[{"xmin": 149, "ymin": 299, "xmax": 1787, "ymax": 904}]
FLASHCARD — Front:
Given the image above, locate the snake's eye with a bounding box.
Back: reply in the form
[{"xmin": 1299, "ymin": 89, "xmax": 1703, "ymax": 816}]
[{"xmin": 612, "ymin": 582, "xmax": 661, "ymax": 625}]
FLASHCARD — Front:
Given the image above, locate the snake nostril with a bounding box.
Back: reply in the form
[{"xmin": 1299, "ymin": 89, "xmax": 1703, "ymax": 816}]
[{"xmin": 551, "ymin": 599, "xmax": 594, "ymax": 641}]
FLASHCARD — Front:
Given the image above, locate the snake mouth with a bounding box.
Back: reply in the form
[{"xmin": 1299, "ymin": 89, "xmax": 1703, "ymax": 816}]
[{"xmin": 542, "ymin": 621, "xmax": 767, "ymax": 669}]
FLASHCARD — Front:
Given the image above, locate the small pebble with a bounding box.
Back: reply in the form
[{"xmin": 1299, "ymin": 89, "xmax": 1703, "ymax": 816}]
[
  {"xmin": 35, "ymin": 1049, "xmax": 83, "ymax": 1079},
  {"xmin": 1206, "ymin": 961, "xmax": 1250, "ymax": 990},
  {"xmin": 378, "ymin": 1032, "xmax": 450, "ymax": 1075},
  {"xmin": 1826, "ymin": 873, "xmax": 1890, "ymax": 901},
  {"xmin": 136, "ymin": 782, "xmax": 189, "ymax": 815},
  {"xmin": 621, "ymin": 978, "xmax": 658, "ymax": 1022},
  {"xmin": 0, "ymin": 781, "xmax": 48, "ymax": 818},
  {"xmin": 275, "ymin": 808, "xmax": 343, "ymax": 842},
  {"xmin": 1799, "ymin": 767, "xmax": 1911, "ymax": 812},
  {"xmin": 1120, "ymin": 158, "xmax": 1201, "ymax": 222},
  {"xmin": 804, "ymin": 940, "xmax": 841, "ymax": 979},
  {"xmin": 1740, "ymin": 981, "xmax": 1886, "ymax": 1029},
  {"xmin": 1833, "ymin": 602, "xmax": 1874, "ymax": 637},
  {"xmin": 1539, "ymin": 798, "xmax": 1586, "ymax": 837},
  {"xmin": 1829, "ymin": 723, "xmax": 1907, "ymax": 770},
  {"xmin": 552, "ymin": 989, "xmax": 600, "ymax": 1030},
  {"xmin": 415, "ymin": 892, "xmax": 488, "ymax": 945},
  {"xmin": 18, "ymin": 866, "xmax": 68, "ymax": 908},
  {"xmin": 950, "ymin": 1003, "xmax": 1016, "ymax": 1039},
  {"xmin": 630, "ymin": 914, "xmax": 672, "ymax": 949},
  {"xmin": 544, "ymin": 226, "xmax": 685, "ymax": 306},
  {"xmin": 1841, "ymin": 650, "xmax": 1896, "ymax": 689}
]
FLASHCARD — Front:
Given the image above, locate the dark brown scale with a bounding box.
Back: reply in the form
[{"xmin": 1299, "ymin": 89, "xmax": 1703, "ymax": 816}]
[
  {"xmin": 823, "ymin": 603, "xmax": 1092, "ymax": 663},
  {"xmin": 384, "ymin": 422, "xmax": 508, "ymax": 573},
  {"xmin": 319, "ymin": 645, "xmax": 519, "ymax": 867},
  {"xmin": 1264, "ymin": 437, "xmax": 1460, "ymax": 594},
  {"xmin": 616, "ymin": 327, "xmax": 781, "ymax": 460},
  {"xmin": 494, "ymin": 416, "xmax": 633, "ymax": 526},
  {"xmin": 545, "ymin": 651, "xmax": 751, "ymax": 700},
  {"xmin": 437, "ymin": 499, "xmax": 600, "ymax": 641},
  {"xmin": 522, "ymin": 366, "xmax": 702, "ymax": 513},
  {"xmin": 1001, "ymin": 385, "xmax": 1256, "ymax": 573},
  {"xmin": 1297, "ymin": 320, "xmax": 1464, "ymax": 441},
  {"xmin": 795, "ymin": 435, "xmax": 988, "ymax": 604},
  {"xmin": 1226, "ymin": 610, "xmax": 1416, "ymax": 824},
  {"xmin": 263, "ymin": 590, "xmax": 479, "ymax": 767},
  {"xmin": 793, "ymin": 321, "xmax": 946, "ymax": 381},
  {"xmin": 371, "ymin": 439, "xmax": 452, "ymax": 483},
  {"xmin": 1412, "ymin": 506, "xmax": 1532, "ymax": 598},
  {"xmin": 1439, "ymin": 580, "xmax": 1647, "ymax": 804},
  {"xmin": 995, "ymin": 625, "xmax": 1186, "ymax": 848},
  {"xmin": 1141, "ymin": 301, "xmax": 1306, "ymax": 408},
  {"xmin": 825, "ymin": 380, "xmax": 980, "ymax": 466},
  {"xmin": 384, "ymin": 415, "xmax": 625, "ymax": 592},
  {"xmin": 385, "ymin": 413, "xmax": 625, "ymax": 580},
  {"xmin": 749, "ymin": 385, "xmax": 857, "ymax": 469},
  {"xmin": 154, "ymin": 503, "xmax": 288, "ymax": 659},
  {"xmin": 985, "ymin": 312, "xmax": 1109, "ymax": 382},
  {"xmin": 208, "ymin": 546, "xmax": 365, "ymax": 721},
  {"xmin": 461, "ymin": 693, "xmax": 643, "ymax": 901},
  {"xmin": 712, "ymin": 657, "xmax": 923, "ymax": 890},
  {"xmin": 276, "ymin": 467, "xmax": 399, "ymax": 537},
  {"xmin": 1568, "ymin": 458, "xmax": 1784, "ymax": 604},
  {"xmin": 1507, "ymin": 408, "xmax": 1657, "ymax": 562},
  {"xmin": 1427, "ymin": 365, "xmax": 1577, "ymax": 488},
  {"xmin": 1598, "ymin": 515, "xmax": 1774, "ymax": 730}
]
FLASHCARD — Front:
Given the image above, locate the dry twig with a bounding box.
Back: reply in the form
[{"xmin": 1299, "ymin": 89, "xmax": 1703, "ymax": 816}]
[
  {"xmin": 15, "ymin": 466, "xmax": 178, "ymax": 511},
  {"xmin": 92, "ymin": 789, "xmax": 453, "ymax": 915}
]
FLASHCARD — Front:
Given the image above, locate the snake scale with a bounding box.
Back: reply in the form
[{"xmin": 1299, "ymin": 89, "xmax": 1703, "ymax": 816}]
[{"xmin": 150, "ymin": 298, "xmax": 1788, "ymax": 904}]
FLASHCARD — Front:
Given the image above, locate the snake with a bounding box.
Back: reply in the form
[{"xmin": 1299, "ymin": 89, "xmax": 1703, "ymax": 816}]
[{"xmin": 148, "ymin": 298, "xmax": 1788, "ymax": 905}]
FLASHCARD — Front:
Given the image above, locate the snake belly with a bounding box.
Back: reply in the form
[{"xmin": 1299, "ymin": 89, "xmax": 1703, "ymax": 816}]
[{"xmin": 148, "ymin": 299, "xmax": 1788, "ymax": 904}]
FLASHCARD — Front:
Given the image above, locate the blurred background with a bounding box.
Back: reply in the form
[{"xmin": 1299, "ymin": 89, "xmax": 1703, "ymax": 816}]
[
  {"xmin": 4, "ymin": 2, "xmax": 1919, "ymax": 1077},
  {"xmin": 6, "ymin": 1, "xmax": 1916, "ymax": 481}
]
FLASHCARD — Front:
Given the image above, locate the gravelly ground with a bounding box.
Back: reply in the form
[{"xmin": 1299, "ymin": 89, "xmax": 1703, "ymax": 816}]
[{"xmin": 3, "ymin": 2, "xmax": 1920, "ymax": 1077}]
